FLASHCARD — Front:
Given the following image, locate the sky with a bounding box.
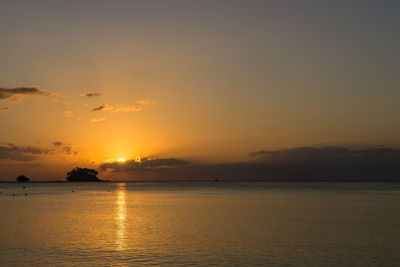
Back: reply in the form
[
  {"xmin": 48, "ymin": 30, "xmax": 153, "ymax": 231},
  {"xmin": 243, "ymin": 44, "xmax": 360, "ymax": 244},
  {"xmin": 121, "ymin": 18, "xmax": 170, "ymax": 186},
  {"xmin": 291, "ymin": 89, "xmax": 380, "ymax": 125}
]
[{"xmin": 0, "ymin": 0, "xmax": 399, "ymax": 180}]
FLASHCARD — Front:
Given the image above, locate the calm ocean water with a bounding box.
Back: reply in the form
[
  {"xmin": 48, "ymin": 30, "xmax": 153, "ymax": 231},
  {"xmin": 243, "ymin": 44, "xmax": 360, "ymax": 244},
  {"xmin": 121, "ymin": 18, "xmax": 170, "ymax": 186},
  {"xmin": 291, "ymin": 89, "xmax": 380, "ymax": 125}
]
[{"xmin": 0, "ymin": 181, "xmax": 399, "ymax": 266}]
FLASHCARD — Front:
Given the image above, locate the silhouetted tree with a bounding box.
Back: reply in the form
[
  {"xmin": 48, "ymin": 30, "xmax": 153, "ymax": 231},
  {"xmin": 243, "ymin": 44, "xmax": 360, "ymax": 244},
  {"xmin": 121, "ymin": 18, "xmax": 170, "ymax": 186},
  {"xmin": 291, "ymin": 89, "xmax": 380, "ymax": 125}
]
[
  {"xmin": 66, "ymin": 167, "xmax": 102, "ymax": 182},
  {"xmin": 16, "ymin": 175, "xmax": 30, "ymax": 182}
]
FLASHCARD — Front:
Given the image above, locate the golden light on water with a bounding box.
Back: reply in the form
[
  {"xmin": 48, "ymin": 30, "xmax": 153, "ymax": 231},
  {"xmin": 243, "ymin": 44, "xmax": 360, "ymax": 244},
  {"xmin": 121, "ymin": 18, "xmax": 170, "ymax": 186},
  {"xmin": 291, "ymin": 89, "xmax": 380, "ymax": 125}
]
[{"xmin": 116, "ymin": 183, "xmax": 127, "ymax": 250}]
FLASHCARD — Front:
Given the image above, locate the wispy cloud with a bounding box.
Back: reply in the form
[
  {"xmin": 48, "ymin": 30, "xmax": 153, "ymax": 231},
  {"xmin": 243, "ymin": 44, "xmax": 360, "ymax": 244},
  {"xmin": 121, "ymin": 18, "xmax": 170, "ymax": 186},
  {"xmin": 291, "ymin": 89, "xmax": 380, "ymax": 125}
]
[
  {"xmin": 92, "ymin": 103, "xmax": 107, "ymax": 111},
  {"xmin": 64, "ymin": 110, "xmax": 76, "ymax": 117},
  {"xmin": 0, "ymin": 87, "xmax": 50, "ymax": 101},
  {"xmin": 91, "ymin": 116, "xmax": 106, "ymax": 122},
  {"xmin": 112, "ymin": 105, "xmax": 142, "ymax": 112},
  {"xmin": 54, "ymin": 144, "xmax": 80, "ymax": 156},
  {"xmin": 0, "ymin": 107, "xmax": 8, "ymax": 112},
  {"xmin": 63, "ymin": 146, "xmax": 72, "ymax": 154},
  {"xmin": 81, "ymin": 91, "xmax": 100, "ymax": 97},
  {"xmin": 92, "ymin": 103, "xmax": 142, "ymax": 112},
  {"xmin": 91, "ymin": 99, "xmax": 156, "ymax": 113},
  {"xmin": 136, "ymin": 99, "xmax": 157, "ymax": 106}
]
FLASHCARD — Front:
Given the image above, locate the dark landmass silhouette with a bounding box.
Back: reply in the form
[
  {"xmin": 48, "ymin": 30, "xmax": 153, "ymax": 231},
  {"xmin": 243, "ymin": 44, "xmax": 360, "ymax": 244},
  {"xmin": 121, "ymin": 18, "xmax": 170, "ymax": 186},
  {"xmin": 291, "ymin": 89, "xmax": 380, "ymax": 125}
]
[
  {"xmin": 16, "ymin": 175, "xmax": 30, "ymax": 182},
  {"xmin": 66, "ymin": 167, "xmax": 102, "ymax": 182}
]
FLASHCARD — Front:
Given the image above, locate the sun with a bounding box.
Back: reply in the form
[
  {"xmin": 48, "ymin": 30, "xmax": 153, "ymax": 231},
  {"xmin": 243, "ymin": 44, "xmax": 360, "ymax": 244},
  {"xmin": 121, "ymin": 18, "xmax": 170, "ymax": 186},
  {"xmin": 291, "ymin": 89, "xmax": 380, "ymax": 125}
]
[{"xmin": 117, "ymin": 158, "xmax": 126, "ymax": 162}]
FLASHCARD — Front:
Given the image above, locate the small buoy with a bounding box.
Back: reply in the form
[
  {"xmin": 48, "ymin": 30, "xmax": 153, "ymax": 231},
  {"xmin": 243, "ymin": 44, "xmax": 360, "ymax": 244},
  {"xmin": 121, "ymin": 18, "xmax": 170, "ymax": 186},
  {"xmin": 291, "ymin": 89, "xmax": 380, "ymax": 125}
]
[
  {"xmin": 12, "ymin": 193, "xmax": 15, "ymax": 196},
  {"xmin": 25, "ymin": 193, "xmax": 28, "ymax": 196},
  {"xmin": 22, "ymin": 186, "xmax": 26, "ymax": 189},
  {"xmin": 72, "ymin": 190, "xmax": 74, "ymax": 192}
]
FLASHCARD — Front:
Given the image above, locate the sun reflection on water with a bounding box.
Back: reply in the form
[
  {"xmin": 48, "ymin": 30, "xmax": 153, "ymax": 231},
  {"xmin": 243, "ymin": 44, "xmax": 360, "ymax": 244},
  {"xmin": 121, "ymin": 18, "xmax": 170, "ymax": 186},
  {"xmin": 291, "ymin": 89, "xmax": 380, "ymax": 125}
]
[{"xmin": 116, "ymin": 183, "xmax": 127, "ymax": 250}]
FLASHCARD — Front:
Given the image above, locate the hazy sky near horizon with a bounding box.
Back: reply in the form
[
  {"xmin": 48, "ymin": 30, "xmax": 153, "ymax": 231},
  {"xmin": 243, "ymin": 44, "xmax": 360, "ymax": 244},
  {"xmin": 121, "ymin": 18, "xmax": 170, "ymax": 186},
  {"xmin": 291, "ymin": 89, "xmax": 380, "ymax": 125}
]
[{"xmin": 1, "ymin": 0, "xmax": 399, "ymax": 180}]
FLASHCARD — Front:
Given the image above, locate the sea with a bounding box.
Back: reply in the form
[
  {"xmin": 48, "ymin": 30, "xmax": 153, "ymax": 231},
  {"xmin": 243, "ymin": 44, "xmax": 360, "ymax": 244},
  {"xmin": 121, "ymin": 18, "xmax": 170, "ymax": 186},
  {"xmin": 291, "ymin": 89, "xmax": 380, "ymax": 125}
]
[{"xmin": 0, "ymin": 181, "xmax": 399, "ymax": 266}]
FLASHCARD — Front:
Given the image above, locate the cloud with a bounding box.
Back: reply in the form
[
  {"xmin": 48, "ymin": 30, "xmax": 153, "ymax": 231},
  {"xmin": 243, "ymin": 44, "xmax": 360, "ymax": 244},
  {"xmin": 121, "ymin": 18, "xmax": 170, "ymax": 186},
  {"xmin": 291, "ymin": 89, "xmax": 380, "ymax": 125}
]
[
  {"xmin": 248, "ymin": 146, "xmax": 400, "ymax": 162},
  {"xmin": 100, "ymin": 157, "xmax": 189, "ymax": 171},
  {"xmin": 92, "ymin": 103, "xmax": 107, "ymax": 111},
  {"xmin": 81, "ymin": 91, "xmax": 100, "ymax": 97},
  {"xmin": 248, "ymin": 150, "xmax": 267, "ymax": 157},
  {"xmin": 92, "ymin": 103, "xmax": 142, "ymax": 112},
  {"xmin": 64, "ymin": 110, "xmax": 76, "ymax": 117},
  {"xmin": 0, "ymin": 87, "xmax": 50, "ymax": 101},
  {"xmin": 91, "ymin": 116, "xmax": 106, "ymax": 122},
  {"xmin": 53, "ymin": 141, "xmax": 63, "ymax": 146},
  {"xmin": 0, "ymin": 107, "xmax": 8, "ymax": 112},
  {"xmin": 60, "ymin": 145, "xmax": 80, "ymax": 156},
  {"xmin": 0, "ymin": 143, "xmax": 49, "ymax": 161},
  {"xmin": 243, "ymin": 146, "xmax": 400, "ymax": 180},
  {"xmin": 136, "ymin": 99, "xmax": 157, "ymax": 106},
  {"xmin": 63, "ymin": 146, "xmax": 72, "ymax": 154},
  {"xmin": 100, "ymin": 145, "xmax": 400, "ymax": 181},
  {"xmin": 112, "ymin": 105, "xmax": 142, "ymax": 112}
]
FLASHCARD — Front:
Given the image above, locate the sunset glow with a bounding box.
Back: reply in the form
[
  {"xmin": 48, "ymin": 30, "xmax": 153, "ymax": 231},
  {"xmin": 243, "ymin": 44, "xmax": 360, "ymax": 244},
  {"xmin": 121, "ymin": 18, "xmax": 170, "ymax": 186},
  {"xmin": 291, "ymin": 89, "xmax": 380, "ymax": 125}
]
[
  {"xmin": 0, "ymin": 1, "xmax": 399, "ymax": 182},
  {"xmin": 1, "ymin": 1, "xmax": 400, "ymax": 266}
]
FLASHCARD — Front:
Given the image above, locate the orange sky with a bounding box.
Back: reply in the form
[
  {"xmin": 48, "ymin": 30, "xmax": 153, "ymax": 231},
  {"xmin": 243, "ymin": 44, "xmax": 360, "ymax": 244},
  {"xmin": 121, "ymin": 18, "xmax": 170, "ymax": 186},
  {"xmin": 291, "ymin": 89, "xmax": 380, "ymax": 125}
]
[{"xmin": 1, "ymin": 1, "xmax": 400, "ymax": 180}]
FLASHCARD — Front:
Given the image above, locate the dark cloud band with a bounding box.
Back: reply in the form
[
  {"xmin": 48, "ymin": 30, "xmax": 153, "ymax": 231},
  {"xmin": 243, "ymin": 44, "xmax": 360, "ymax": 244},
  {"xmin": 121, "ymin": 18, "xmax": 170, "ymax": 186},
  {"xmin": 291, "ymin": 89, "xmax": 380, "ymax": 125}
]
[
  {"xmin": 0, "ymin": 143, "xmax": 49, "ymax": 161},
  {"xmin": 100, "ymin": 157, "xmax": 189, "ymax": 171},
  {"xmin": 100, "ymin": 146, "xmax": 400, "ymax": 181}
]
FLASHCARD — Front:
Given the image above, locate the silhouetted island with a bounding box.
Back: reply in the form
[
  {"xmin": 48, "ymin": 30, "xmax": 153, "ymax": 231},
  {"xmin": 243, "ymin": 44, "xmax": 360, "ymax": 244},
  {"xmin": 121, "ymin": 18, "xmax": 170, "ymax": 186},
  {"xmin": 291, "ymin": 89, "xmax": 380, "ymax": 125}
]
[
  {"xmin": 16, "ymin": 175, "xmax": 30, "ymax": 182},
  {"xmin": 66, "ymin": 167, "xmax": 102, "ymax": 182}
]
